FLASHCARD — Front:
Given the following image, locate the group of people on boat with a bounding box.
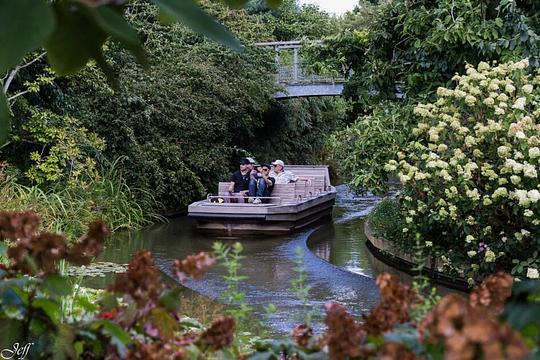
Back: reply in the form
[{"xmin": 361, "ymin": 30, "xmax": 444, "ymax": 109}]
[{"xmin": 228, "ymin": 157, "xmax": 310, "ymax": 204}]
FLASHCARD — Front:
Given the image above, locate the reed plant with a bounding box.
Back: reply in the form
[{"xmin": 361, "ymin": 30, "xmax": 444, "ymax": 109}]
[{"xmin": 0, "ymin": 157, "xmax": 163, "ymax": 240}]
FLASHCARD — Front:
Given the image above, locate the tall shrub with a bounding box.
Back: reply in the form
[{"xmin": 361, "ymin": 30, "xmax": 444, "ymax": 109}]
[{"xmin": 389, "ymin": 59, "xmax": 540, "ymax": 280}]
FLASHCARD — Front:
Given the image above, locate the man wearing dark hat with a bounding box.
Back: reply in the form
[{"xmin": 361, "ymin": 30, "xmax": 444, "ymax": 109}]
[{"xmin": 228, "ymin": 158, "xmax": 251, "ymax": 196}]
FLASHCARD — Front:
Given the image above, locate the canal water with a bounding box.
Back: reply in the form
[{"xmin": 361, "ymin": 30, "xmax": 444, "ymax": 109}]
[{"xmin": 91, "ymin": 185, "xmax": 406, "ymax": 334}]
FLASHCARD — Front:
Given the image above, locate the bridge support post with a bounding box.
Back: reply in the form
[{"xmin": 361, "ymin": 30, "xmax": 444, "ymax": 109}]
[{"xmin": 293, "ymin": 47, "xmax": 299, "ymax": 83}]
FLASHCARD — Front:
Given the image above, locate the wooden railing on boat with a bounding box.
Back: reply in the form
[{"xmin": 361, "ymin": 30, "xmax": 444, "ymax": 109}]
[{"xmin": 212, "ymin": 165, "xmax": 333, "ymax": 205}]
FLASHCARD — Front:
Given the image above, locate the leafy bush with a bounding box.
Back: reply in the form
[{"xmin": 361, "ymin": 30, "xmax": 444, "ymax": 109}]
[
  {"xmin": 367, "ymin": 199, "xmax": 409, "ymax": 247},
  {"xmin": 335, "ymin": 0, "xmax": 540, "ymax": 107},
  {"xmin": 388, "ymin": 59, "xmax": 540, "ymax": 280},
  {"xmin": 328, "ymin": 101, "xmax": 417, "ymax": 194}
]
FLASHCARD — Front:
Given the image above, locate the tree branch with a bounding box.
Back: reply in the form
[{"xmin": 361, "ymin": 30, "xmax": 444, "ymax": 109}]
[
  {"xmin": 8, "ymin": 90, "xmax": 31, "ymax": 104},
  {"xmin": 2, "ymin": 52, "xmax": 46, "ymax": 94}
]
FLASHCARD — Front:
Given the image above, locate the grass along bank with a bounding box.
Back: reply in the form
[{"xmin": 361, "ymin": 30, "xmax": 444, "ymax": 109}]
[{"xmin": 0, "ymin": 158, "xmax": 163, "ymax": 240}]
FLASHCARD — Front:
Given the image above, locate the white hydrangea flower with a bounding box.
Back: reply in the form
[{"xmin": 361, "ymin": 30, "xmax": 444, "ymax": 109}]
[
  {"xmin": 467, "ymin": 251, "xmax": 477, "ymax": 258},
  {"xmin": 484, "ymin": 250, "xmax": 496, "ymax": 262},
  {"xmin": 477, "ymin": 61, "xmax": 490, "ymax": 72},
  {"xmin": 466, "ymin": 188, "xmax": 480, "ymax": 201},
  {"xmin": 466, "ymin": 235, "xmax": 475, "ymax": 243},
  {"xmin": 483, "ymin": 97, "xmax": 495, "ymax": 106},
  {"xmin": 497, "ymin": 146, "xmax": 511, "ymax": 158},
  {"xmin": 527, "ymin": 268, "xmax": 539, "ymax": 279},
  {"xmin": 513, "ymin": 189, "xmax": 530, "ymax": 206},
  {"xmin": 399, "ymin": 174, "xmax": 411, "ymax": 184},
  {"xmin": 437, "ymin": 144, "xmax": 448, "ymax": 153},
  {"xmin": 465, "ymin": 136, "xmax": 477, "ymax": 147},
  {"xmin": 505, "ymin": 83, "xmax": 516, "ymax": 93},
  {"xmin": 492, "ymin": 187, "xmax": 508, "ymax": 199},
  {"xmin": 522, "ymin": 84, "xmax": 534, "ymax": 94},
  {"xmin": 515, "ymin": 59, "xmax": 529, "ymax": 70},
  {"xmin": 512, "ymin": 97, "xmax": 526, "ymax": 110},
  {"xmin": 529, "ymin": 147, "xmax": 540, "ymax": 159},
  {"xmin": 465, "ymin": 95, "xmax": 477, "ymax": 106},
  {"xmin": 528, "ymin": 189, "xmax": 540, "ymax": 203},
  {"xmin": 523, "ymin": 164, "xmax": 537, "ymax": 178}
]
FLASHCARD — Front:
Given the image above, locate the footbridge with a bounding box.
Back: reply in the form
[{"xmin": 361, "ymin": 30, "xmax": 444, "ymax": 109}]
[{"xmin": 254, "ymin": 40, "xmax": 346, "ymax": 99}]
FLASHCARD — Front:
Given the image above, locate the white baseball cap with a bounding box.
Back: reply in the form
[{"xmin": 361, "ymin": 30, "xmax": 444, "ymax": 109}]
[{"xmin": 272, "ymin": 160, "xmax": 285, "ymax": 167}]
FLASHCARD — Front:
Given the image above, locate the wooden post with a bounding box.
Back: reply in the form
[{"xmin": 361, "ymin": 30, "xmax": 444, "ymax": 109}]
[{"xmin": 293, "ymin": 47, "xmax": 299, "ymax": 82}]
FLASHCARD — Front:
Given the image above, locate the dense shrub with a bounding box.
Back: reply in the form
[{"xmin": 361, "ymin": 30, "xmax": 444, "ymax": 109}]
[
  {"xmin": 367, "ymin": 199, "xmax": 408, "ymax": 248},
  {"xmin": 387, "ymin": 59, "xmax": 540, "ymax": 280},
  {"xmin": 328, "ymin": 101, "xmax": 417, "ymax": 194}
]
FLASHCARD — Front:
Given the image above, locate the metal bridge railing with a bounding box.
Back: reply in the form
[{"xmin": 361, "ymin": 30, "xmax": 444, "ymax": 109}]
[{"xmin": 276, "ymin": 65, "xmax": 347, "ymax": 85}]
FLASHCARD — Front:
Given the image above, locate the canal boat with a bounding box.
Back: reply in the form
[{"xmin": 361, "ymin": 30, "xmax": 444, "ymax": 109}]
[{"xmin": 188, "ymin": 165, "xmax": 336, "ymax": 236}]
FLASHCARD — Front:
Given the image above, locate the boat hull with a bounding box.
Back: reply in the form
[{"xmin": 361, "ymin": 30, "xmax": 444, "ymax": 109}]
[{"xmin": 188, "ymin": 192, "xmax": 336, "ymax": 237}]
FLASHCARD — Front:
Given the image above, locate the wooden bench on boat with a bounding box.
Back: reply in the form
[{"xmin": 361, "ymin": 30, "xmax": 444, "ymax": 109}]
[{"xmin": 188, "ymin": 165, "xmax": 337, "ymax": 236}]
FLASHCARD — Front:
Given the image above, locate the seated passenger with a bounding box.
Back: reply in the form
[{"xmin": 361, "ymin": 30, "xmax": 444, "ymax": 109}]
[
  {"xmin": 228, "ymin": 158, "xmax": 251, "ymax": 201},
  {"xmin": 269, "ymin": 160, "xmax": 311, "ymax": 184},
  {"xmin": 249, "ymin": 163, "xmax": 275, "ymax": 204}
]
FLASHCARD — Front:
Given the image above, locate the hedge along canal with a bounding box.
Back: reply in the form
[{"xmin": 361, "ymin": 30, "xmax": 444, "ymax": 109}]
[{"xmin": 86, "ymin": 185, "xmax": 441, "ymax": 334}]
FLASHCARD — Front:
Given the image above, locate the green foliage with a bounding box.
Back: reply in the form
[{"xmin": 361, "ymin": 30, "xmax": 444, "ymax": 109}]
[
  {"xmin": 22, "ymin": 108, "xmax": 106, "ymax": 186},
  {"xmin": 263, "ymin": 0, "xmax": 336, "ymax": 40},
  {"xmin": 328, "ymin": 101, "xmax": 416, "ymax": 194},
  {"xmin": 305, "ymin": 29, "xmax": 368, "ymax": 78},
  {"xmin": 291, "ymin": 247, "xmax": 312, "ymax": 326},
  {"xmin": 0, "ymin": 0, "xmax": 283, "ymax": 144},
  {"xmin": 213, "ymin": 242, "xmax": 252, "ymax": 324},
  {"xmin": 53, "ymin": 2, "xmax": 344, "ymax": 210},
  {"xmin": 0, "ymin": 158, "xmax": 161, "ymax": 239},
  {"xmin": 367, "ymin": 199, "xmax": 409, "ymax": 248},
  {"xmin": 251, "ymin": 97, "xmax": 346, "ymax": 166},
  {"xmin": 316, "ymin": 0, "xmax": 540, "ymax": 112}
]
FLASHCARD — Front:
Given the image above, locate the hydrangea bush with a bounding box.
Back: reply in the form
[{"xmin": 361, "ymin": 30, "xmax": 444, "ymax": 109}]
[{"xmin": 386, "ymin": 59, "xmax": 540, "ymax": 280}]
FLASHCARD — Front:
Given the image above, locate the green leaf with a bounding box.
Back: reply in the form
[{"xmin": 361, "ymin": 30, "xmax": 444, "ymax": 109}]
[
  {"xmin": 45, "ymin": 2, "xmax": 107, "ymax": 75},
  {"xmin": 158, "ymin": 287, "xmax": 182, "ymax": 312},
  {"xmin": 43, "ymin": 275, "xmax": 72, "ymax": 297},
  {"xmin": 0, "ymin": 0, "xmax": 55, "ymax": 73},
  {"xmin": 0, "ymin": 90, "xmax": 10, "ymax": 145},
  {"xmin": 150, "ymin": 0, "xmax": 243, "ymax": 52},
  {"xmin": 52, "ymin": 323, "xmax": 76, "ymax": 360},
  {"xmin": 265, "ymin": 0, "xmax": 282, "ymax": 7},
  {"xmin": 90, "ymin": 320, "xmax": 131, "ymax": 356},
  {"xmin": 92, "ymin": 6, "xmax": 148, "ymax": 67},
  {"xmin": 0, "ymin": 319, "xmax": 23, "ymax": 349},
  {"xmin": 149, "ymin": 308, "xmax": 178, "ymax": 340},
  {"xmin": 33, "ymin": 298, "xmax": 61, "ymax": 323}
]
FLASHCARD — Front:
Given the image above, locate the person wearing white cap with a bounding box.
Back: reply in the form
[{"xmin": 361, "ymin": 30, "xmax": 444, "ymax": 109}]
[{"xmin": 270, "ymin": 160, "xmax": 311, "ymax": 184}]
